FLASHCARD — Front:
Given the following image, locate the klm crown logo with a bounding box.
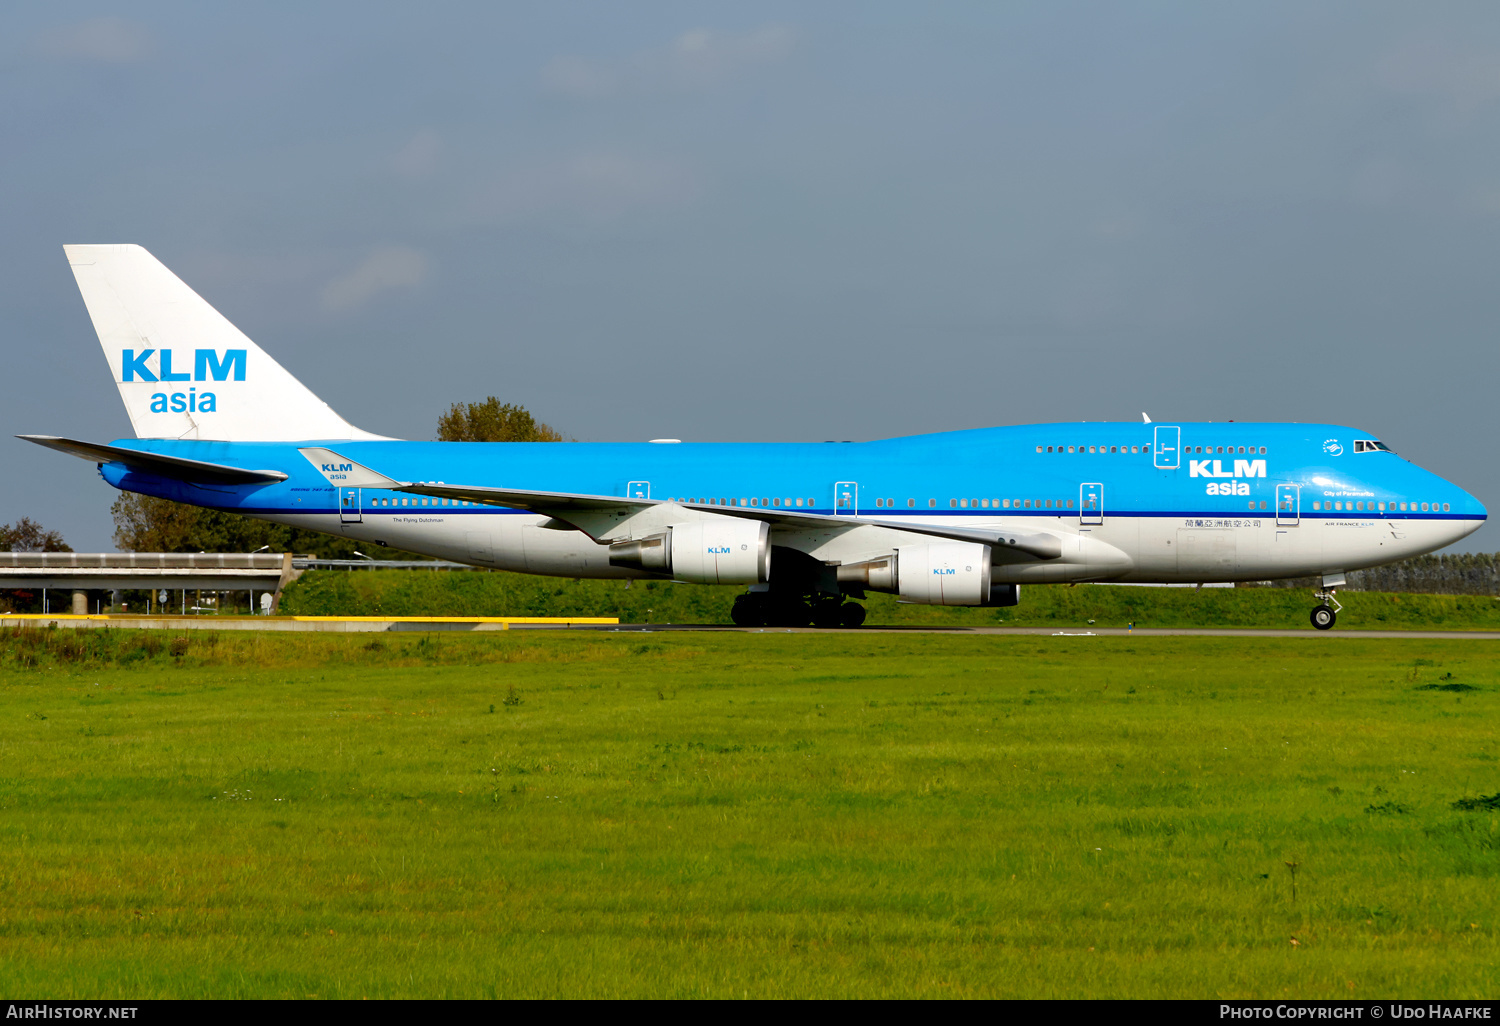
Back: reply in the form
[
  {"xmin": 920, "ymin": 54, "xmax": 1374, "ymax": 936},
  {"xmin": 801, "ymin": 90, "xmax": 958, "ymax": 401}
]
[{"xmin": 121, "ymin": 349, "xmax": 246, "ymax": 415}]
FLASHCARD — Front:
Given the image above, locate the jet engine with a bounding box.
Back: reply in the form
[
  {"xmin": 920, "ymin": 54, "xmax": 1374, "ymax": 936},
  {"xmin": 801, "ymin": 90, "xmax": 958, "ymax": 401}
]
[
  {"xmin": 838, "ymin": 542, "xmax": 995, "ymax": 606},
  {"xmin": 608, "ymin": 519, "xmax": 770, "ymax": 585}
]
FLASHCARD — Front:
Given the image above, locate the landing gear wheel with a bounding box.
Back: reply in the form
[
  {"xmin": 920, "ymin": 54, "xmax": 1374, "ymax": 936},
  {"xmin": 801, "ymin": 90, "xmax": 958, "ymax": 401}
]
[
  {"xmin": 811, "ymin": 601, "xmax": 844, "ymax": 629},
  {"xmin": 731, "ymin": 596, "xmax": 768, "ymax": 628},
  {"xmin": 839, "ymin": 603, "xmax": 867, "ymax": 628},
  {"xmin": 1310, "ymin": 605, "xmax": 1336, "ymax": 631}
]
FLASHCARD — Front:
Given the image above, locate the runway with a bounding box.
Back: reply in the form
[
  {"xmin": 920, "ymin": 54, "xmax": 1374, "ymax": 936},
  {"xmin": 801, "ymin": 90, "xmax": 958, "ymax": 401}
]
[
  {"xmin": 586, "ymin": 624, "xmax": 1500, "ymax": 639},
  {"xmin": 3, "ymin": 614, "xmax": 1495, "ymax": 639}
]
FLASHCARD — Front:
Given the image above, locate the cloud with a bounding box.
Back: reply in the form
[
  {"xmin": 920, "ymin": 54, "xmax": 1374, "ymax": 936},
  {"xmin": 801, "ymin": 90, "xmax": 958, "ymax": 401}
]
[
  {"xmin": 35, "ymin": 17, "xmax": 152, "ymax": 64},
  {"xmin": 473, "ymin": 151, "xmax": 700, "ymax": 223},
  {"xmin": 542, "ymin": 24, "xmax": 798, "ymax": 98},
  {"xmin": 391, "ymin": 129, "xmax": 442, "ymax": 178},
  {"xmin": 320, "ymin": 246, "xmax": 430, "ymax": 313}
]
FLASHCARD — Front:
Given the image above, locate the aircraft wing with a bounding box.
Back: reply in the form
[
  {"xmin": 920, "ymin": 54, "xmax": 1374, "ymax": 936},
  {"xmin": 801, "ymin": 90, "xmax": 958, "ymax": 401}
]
[
  {"xmin": 396, "ymin": 482, "xmax": 1061, "ymax": 560},
  {"xmin": 20, "ymin": 435, "xmax": 289, "ymax": 485},
  {"xmin": 300, "ymin": 448, "xmax": 1062, "ymax": 561},
  {"xmin": 394, "ymin": 481, "xmax": 659, "ymax": 513}
]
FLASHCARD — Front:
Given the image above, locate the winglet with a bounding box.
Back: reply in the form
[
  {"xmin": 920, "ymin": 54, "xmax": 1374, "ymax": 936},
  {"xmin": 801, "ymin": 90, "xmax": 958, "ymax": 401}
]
[
  {"xmin": 1141, "ymin": 412, "xmax": 1152, "ymax": 424},
  {"xmin": 297, "ymin": 447, "xmax": 405, "ymax": 489}
]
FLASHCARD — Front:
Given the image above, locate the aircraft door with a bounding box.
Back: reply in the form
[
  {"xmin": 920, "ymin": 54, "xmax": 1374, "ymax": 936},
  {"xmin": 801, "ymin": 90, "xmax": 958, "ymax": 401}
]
[
  {"xmin": 1276, "ymin": 484, "xmax": 1300, "ymax": 526},
  {"xmin": 340, "ymin": 487, "xmax": 362, "ymax": 524},
  {"xmin": 1153, "ymin": 426, "xmax": 1180, "ymax": 469},
  {"xmin": 627, "ymin": 481, "xmax": 651, "ymax": 499},
  {"xmin": 834, "ymin": 481, "xmax": 858, "ymax": 516},
  {"xmin": 1080, "ymin": 482, "xmax": 1103, "ymax": 525}
]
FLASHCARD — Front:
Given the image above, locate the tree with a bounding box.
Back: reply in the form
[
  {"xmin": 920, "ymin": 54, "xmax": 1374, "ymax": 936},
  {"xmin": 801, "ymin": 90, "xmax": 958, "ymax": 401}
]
[
  {"xmin": 437, "ymin": 398, "xmax": 567, "ymax": 442},
  {"xmin": 0, "ymin": 518, "xmax": 71, "ymax": 613},
  {"xmin": 1, "ymin": 517, "xmax": 72, "ymax": 552}
]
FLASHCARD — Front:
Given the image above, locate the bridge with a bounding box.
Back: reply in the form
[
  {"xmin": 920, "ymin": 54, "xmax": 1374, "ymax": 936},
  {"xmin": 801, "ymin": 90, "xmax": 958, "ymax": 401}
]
[{"xmin": 0, "ymin": 553, "xmax": 468, "ymax": 615}]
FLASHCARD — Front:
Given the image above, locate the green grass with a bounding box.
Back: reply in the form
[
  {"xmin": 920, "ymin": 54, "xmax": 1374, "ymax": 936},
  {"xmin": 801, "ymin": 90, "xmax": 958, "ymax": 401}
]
[
  {"xmin": 279, "ymin": 568, "xmax": 1500, "ymax": 631},
  {"xmin": 1, "ymin": 627, "xmax": 1497, "ymax": 997}
]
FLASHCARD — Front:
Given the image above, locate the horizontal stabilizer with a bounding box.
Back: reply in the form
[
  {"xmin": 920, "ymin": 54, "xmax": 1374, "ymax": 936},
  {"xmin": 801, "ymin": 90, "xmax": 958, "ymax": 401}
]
[{"xmin": 19, "ymin": 435, "xmax": 288, "ymax": 485}]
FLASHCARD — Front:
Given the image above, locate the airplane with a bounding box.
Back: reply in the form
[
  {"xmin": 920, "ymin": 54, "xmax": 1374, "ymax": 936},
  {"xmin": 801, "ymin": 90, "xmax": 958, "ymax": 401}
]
[{"xmin": 19, "ymin": 244, "xmax": 1488, "ymax": 630}]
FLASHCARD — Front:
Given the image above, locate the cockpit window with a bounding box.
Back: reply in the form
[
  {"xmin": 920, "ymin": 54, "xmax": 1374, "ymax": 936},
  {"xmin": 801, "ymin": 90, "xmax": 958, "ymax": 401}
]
[{"xmin": 1353, "ymin": 439, "xmax": 1395, "ymax": 454}]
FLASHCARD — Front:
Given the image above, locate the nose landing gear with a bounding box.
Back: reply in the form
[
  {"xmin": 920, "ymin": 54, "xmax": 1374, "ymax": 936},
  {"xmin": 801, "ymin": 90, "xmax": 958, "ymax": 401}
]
[{"xmin": 1310, "ymin": 586, "xmax": 1342, "ymax": 630}]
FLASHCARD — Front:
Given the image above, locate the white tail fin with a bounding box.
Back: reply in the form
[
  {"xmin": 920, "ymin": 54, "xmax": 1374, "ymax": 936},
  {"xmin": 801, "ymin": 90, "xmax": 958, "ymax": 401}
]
[{"xmin": 65, "ymin": 244, "xmax": 382, "ymax": 441}]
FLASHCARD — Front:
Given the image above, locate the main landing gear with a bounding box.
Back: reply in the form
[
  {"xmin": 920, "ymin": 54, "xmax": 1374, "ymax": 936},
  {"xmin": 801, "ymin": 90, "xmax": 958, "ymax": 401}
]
[
  {"xmin": 1310, "ymin": 587, "xmax": 1342, "ymax": 631},
  {"xmin": 731, "ymin": 591, "xmax": 866, "ymax": 629}
]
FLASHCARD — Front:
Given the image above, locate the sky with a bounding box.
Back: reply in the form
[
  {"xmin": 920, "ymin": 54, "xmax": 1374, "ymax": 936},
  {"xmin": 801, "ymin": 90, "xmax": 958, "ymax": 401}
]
[{"xmin": 3, "ymin": 1, "xmax": 1499, "ymax": 552}]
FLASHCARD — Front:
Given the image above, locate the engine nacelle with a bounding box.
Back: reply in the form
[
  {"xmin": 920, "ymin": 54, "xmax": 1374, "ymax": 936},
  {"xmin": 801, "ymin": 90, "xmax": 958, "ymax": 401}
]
[
  {"xmin": 837, "ymin": 542, "xmax": 993, "ymax": 605},
  {"xmin": 897, "ymin": 542, "xmax": 992, "ymax": 605},
  {"xmin": 608, "ymin": 520, "xmax": 770, "ymax": 585},
  {"xmin": 986, "ymin": 583, "xmax": 1020, "ymax": 607}
]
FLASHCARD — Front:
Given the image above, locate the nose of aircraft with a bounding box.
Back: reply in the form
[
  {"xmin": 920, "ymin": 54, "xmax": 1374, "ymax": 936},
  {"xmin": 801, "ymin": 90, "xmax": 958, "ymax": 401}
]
[{"xmin": 1439, "ymin": 479, "xmax": 1487, "ymax": 547}]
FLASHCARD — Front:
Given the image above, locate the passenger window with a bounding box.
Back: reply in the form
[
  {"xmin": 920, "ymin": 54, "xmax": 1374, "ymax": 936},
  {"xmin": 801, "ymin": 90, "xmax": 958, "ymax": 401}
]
[
  {"xmin": 795, "ymin": 498, "xmax": 803, "ymax": 506},
  {"xmin": 1260, "ymin": 501, "xmax": 1266, "ymax": 510},
  {"xmin": 1003, "ymin": 499, "xmax": 1011, "ymax": 508},
  {"xmin": 1259, "ymin": 447, "xmax": 1266, "ymax": 454},
  {"xmin": 1089, "ymin": 446, "xmax": 1096, "ymax": 453},
  {"xmin": 1131, "ymin": 446, "xmax": 1138, "ymax": 453},
  {"xmin": 1068, "ymin": 446, "xmax": 1075, "ymax": 453},
  {"xmin": 1421, "ymin": 502, "xmax": 1429, "ymax": 511},
  {"xmin": 1024, "ymin": 500, "xmax": 1032, "ymax": 508},
  {"xmin": 981, "ymin": 499, "xmax": 989, "ymax": 508},
  {"xmin": 1066, "ymin": 499, "xmax": 1075, "ymax": 508},
  {"xmin": 1378, "ymin": 502, "xmax": 1385, "ymax": 511},
  {"xmin": 1036, "ymin": 446, "xmax": 1043, "ymax": 453},
  {"xmin": 950, "ymin": 499, "xmax": 957, "ymax": 508},
  {"xmin": 907, "ymin": 499, "xmax": 915, "ymax": 508},
  {"xmin": 1143, "ymin": 444, "xmax": 1150, "ymax": 454},
  {"xmin": 959, "ymin": 499, "xmax": 967, "ymax": 508},
  {"xmin": 1313, "ymin": 501, "xmax": 1320, "ymax": 510},
  {"xmin": 929, "ymin": 499, "xmax": 937, "ymax": 508},
  {"xmin": 1047, "ymin": 446, "xmax": 1053, "ymax": 453},
  {"xmin": 1444, "ymin": 503, "xmax": 1451, "ymax": 512}
]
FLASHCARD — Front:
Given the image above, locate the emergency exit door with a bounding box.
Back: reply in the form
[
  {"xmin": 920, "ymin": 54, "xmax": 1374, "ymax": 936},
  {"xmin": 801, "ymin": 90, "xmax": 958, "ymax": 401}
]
[
  {"xmin": 1153, "ymin": 425, "xmax": 1180, "ymax": 469},
  {"xmin": 1080, "ymin": 482, "xmax": 1103, "ymax": 525},
  {"xmin": 834, "ymin": 481, "xmax": 858, "ymax": 516},
  {"xmin": 1276, "ymin": 484, "xmax": 1300, "ymax": 526},
  {"xmin": 340, "ymin": 487, "xmax": 361, "ymax": 523}
]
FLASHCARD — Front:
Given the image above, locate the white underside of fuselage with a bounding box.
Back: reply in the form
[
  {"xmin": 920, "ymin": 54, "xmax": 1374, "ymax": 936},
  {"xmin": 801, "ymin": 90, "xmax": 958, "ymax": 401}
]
[{"xmin": 254, "ymin": 508, "xmax": 1482, "ymax": 586}]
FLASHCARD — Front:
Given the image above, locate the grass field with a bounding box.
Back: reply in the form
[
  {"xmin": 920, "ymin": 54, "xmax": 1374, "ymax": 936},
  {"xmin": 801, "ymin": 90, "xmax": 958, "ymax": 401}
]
[
  {"xmin": 279, "ymin": 569, "xmax": 1500, "ymax": 631},
  {"xmin": 1, "ymin": 626, "xmax": 1497, "ymax": 998}
]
